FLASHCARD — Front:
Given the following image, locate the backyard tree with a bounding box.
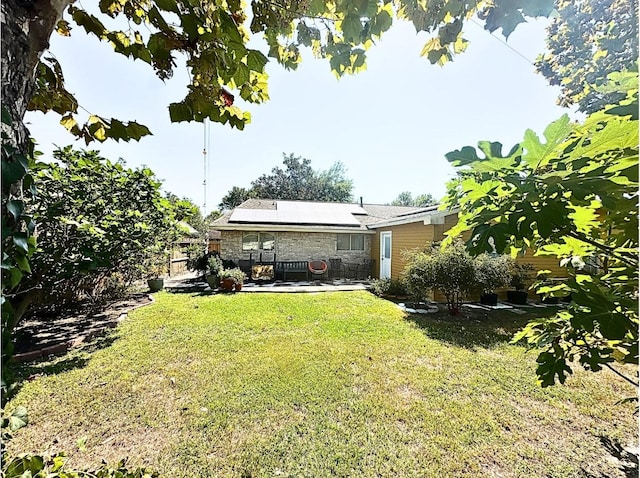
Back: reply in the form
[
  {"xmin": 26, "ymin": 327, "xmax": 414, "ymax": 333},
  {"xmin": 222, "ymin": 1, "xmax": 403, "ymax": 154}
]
[
  {"xmin": 442, "ymin": 71, "xmax": 638, "ymax": 388},
  {"xmin": 2, "ymin": 0, "xmax": 557, "ymax": 159},
  {"xmin": 536, "ymin": 0, "xmax": 638, "ymax": 114},
  {"xmin": 8, "ymin": 147, "xmax": 180, "ymax": 326},
  {"xmin": 391, "ymin": 191, "xmax": 437, "ymax": 207},
  {"xmin": 166, "ymin": 194, "xmax": 208, "ymax": 236},
  {"xmin": 222, "ymin": 153, "xmax": 354, "ymax": 206},
  {"xmin": 219, "ymin": 186, "xmax": 256, "ymax": 210}
]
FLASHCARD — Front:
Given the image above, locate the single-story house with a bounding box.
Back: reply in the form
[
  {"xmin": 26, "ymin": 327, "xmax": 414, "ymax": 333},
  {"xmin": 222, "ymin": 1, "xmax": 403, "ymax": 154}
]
[{"xmin": 211, "ymin": 198, "xmax": 566, "ymax": 281}]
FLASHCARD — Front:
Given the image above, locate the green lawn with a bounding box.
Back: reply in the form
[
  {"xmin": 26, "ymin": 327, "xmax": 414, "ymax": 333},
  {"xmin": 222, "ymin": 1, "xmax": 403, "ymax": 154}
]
[{"xmin": 7, "ymin": 292, "xmax": 637, "ymax": 477}]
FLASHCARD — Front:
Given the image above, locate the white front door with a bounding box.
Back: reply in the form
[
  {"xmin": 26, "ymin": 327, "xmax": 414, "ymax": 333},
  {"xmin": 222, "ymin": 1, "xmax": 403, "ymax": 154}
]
[{"xmin": 380, "ymin": 232, "xmax": 392, "ymax": 279}]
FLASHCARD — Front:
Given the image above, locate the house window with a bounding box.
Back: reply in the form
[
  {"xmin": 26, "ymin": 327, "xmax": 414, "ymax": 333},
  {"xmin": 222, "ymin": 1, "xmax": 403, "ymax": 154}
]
[
  {"xmin": 242, "ymin": 232, "xmax": 275, "ymax": 251},
  {"xmin": 337, "ymin": 234, "xmax": 365, "ymax": 251}
]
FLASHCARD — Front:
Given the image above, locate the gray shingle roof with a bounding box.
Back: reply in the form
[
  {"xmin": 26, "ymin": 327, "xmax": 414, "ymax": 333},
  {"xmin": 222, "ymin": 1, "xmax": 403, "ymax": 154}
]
[{"xmin": 210, "ymin": 199, "xmax": 442, "ymax": 230}]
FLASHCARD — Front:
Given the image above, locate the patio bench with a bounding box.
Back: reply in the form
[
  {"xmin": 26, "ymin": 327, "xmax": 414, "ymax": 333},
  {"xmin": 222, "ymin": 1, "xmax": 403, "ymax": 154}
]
[{"xmin": 275, "ymin": 261, "xmax": 310, "ymax": 281}]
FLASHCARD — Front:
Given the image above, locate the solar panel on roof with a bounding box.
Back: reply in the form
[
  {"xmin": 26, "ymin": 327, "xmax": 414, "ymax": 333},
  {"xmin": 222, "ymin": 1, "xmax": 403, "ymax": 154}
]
[{"xmin": 229, "ymin": 203, "xmax": 361, "ymax": 226}]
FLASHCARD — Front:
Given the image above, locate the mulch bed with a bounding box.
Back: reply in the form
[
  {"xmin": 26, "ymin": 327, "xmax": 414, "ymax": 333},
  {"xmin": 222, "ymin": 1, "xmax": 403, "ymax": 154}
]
[{"xmin": 12, "ymin": 293, "xmax": 153, "ymax": 363}]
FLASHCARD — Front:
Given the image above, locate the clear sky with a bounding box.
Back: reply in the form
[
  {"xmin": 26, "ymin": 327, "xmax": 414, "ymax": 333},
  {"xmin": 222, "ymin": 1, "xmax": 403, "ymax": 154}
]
[{"xmin": 25, "ymin": 15, "xmax": 575, "ymax": 213}]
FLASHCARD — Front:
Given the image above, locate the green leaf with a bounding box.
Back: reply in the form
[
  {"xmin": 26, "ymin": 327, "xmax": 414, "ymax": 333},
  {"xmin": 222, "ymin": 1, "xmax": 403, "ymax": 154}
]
[
  {"xmin": 9, "ymin": 267, "xmax": 23, "ymax": 288},
  {"xmin": 246, "ymin": 50, "xmax": 268, "ymax": 72},
  {"xmin": 109, "ymin": 118, "xmax": 128, "ymax": 140},
  {"xmin": 234, "ymin": 63, "xmax": 250, "ymax": 86},
  {"xmin": 341, "ymin": 14, "xmax": 362, "ymax": 42},
  {"xmin": 521, "ymin": 114, "xmax": 572, "ymax": 170},
  {"xmin": 219, "ymin": 11, "xmax": 243, "ymax": 44},
  {"xmin": 15, "ymin": 253, "xmax": 31, "ymax": 274},
  {"xmin": 8, "ymin": 406, "xmax": 28, "ymax": 431},
  {"xmin": 2, "ymin": 159, "xmax": 28, "ymax": 187},
  {"xmin": 6, "ymin": 200, "xmax": 24, "ymax": 221},
  {"xmin": 1, "ymin": 105, "xmax": 11, "ymax": 125},
  {"xmin": 605, "ymin": 102, "xmax": 639, "ymax": 120},
  {"xmin": 70, "ymin": 6, "xmax": 107, "ymax": 38},
  {"xmin": 169, "ymin": 102, "xmax": 194, "ymax": 122},
  {"xmin": 123, "ymin": 121, "xmax": 152, "ymax": 141},
  {"xmin": 154, "ymin": 0, "xmax": 179, "ymax": 13},
  {"xmin": 12, "ymin": 233, "xmax": 29, "ymax": 252},
  {"xmin": 536, "ymin": 352, "xmax": 572, "ymax": 387},
  {"xmin": 483, "ymin": 6, "xmax": 526, "ymax": 38},
  {"xmin": 438, "ymin": 19, "xmax": 462, "ymax": 45}
]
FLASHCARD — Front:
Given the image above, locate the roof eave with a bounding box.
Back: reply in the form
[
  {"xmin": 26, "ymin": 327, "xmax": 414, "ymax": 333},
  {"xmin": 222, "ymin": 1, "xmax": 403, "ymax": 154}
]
[
  {"xmin": 367, "ymin": 208, "xmax": 459, "ymax": 229},
  {"xmin": 214, "ymin": 223, "xmax": 375, "ymax": 234}
]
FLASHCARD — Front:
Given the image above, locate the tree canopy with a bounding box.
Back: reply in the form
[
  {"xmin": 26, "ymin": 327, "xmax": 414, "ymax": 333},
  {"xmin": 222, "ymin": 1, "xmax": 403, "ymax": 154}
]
[
  {"xmin": 2, "ymin": 0, "xmax": 558, "ymax": 157},
  {"xmin": 390, "ymin": 191, "xmax": 437, "ymax": 207},
  {"xmin": 536, "ymin": 0, "xmax": 638, "ymax": 114},
  {"xmin": 165, "ymin": 194, "xmax": 209, "ymax": 236},
  {"xmin": 219, "ymin": 153, "xmax": 353, "ymax": 209},
  {"xmin": 8, "ymin": 147, "xmax": 180, "ymax": 326},
  {"xmin": 442, "ymin": 71, "xmax": 638, "ymax": 388}
]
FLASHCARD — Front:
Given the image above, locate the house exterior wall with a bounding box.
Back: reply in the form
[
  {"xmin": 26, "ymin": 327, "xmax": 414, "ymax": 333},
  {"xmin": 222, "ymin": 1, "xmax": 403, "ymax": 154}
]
[
  {"xmin": 220, "ymin": 230, "xmax": 372, "ymax": 265},
  {"xmin": 371, "ymin": 222, "xmax": 437, "ymax": 279},
  {"xmin": 371, "ymin": 211, "xmax": 567, "ymax": 288}
]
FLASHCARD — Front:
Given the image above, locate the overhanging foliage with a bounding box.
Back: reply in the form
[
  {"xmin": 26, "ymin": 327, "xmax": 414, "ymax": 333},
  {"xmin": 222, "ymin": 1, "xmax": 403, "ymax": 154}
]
[{"xmin": 442, "ymin": 70, "xmax": 638, "ymax": 387}]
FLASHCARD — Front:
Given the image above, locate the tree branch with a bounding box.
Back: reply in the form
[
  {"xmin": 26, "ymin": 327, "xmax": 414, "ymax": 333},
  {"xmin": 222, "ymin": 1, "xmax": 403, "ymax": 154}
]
[
  {"xmin": 605, "ymin": 363, "xmax": 639, "ymax": 388},
  {"xmin": 564, "ymin": 230, "xmax": 638, "ymax": 267}
]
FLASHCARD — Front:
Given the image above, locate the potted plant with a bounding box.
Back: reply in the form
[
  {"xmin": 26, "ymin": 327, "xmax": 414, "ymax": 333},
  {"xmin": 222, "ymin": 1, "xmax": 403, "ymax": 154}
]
[
  {"xmin": 206, "ymin": 255, "xmax": 224, "ymax": 290},
  {"xmin": 219, "ymin": 267, "xmax": 246, "ymax": 292},
  {"xmin": 474, "ymin": 253, "xmax": 512, "ymax": 306},
  {"xmin": 185, "ymin": 246, "xmax": 211, "ymax": 279},
  {"xmin": 145, "ymin": 253, "xmax": 168, "ymax": 292},
  {"xmin": 506, "ymin": 262, "xmax": 535, "ymax": 305}
]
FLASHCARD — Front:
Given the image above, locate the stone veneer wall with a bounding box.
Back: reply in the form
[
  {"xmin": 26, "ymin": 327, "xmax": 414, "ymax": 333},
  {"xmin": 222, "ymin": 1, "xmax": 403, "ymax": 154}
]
[{"xmin": 220, "ymin": 230, "xmax": 372, "ymax": 264}]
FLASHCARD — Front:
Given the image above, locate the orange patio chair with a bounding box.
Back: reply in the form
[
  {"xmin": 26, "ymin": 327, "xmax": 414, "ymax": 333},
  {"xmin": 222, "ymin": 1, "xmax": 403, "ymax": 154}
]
[{"xmin": 308, "ymin": 260, "xmax": 328, "ymax": 280}]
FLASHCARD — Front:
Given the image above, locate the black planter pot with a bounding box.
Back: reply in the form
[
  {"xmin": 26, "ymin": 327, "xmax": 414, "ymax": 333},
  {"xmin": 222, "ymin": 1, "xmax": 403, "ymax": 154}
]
[
  {"xmin": 147, "ymin": 278, "xmax": 164, "ymax": 292},
  {"xmin": 480, "ymin": 293, "xmax": 499, "ymax": 306},
  {"xmin": 506, "ymin": 290, "xmax": 528, "ymax": 305},
  {"xmin": 206, "ymin": 274, "xmax": 220, "ymax": 290}
]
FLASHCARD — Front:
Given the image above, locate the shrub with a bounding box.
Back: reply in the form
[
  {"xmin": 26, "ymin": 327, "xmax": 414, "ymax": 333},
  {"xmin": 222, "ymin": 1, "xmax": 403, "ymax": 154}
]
[
  {"xmin": 402, "ymin": 249, "xmax": 432, "ymax": 302},
  {"xmin": 369, "ymin": 278, "xmax": 390, "ymax": 296},
  {"xmin": 10, "ymin": 147, "xmax": 180, "ymax": 324},
  {"xmin": 510, "ymin": 262, "xmax": 535, "ymax": 290},
  {"xmin": 473, "ymin": 253, "xmax": 512, "ymax": 295},
  {"xmin": 220, "ymin": 267, "xmax": 246, "ymax": 284},
  {"xmin": 403, "ymin": 241, "xmax": 476, "ymax": 315},
  {"xmin": 369, "ymin": 278, "xmax": 408, "ymax": 298},
  {"xmin": 207, "ymin": 255, "xmax": 224, "ymax": 277},
  {"xmin": 185, "ymin": 246, "xmax": 210, "ymax": 275},
  {"xmin": 387, "ymin": 278, "xmax": 408, "ymax": 297}
]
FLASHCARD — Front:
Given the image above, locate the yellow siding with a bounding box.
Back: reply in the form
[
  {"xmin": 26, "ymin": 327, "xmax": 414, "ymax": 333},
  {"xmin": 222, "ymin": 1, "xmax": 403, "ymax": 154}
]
[
  {"xmin": 369, "ymin": 211, "xmax": 567, "ymax": 287},
  {"xmin": 515, "ymin": 251, "xmax": 567, "ymax": 279},
  {"xmin": 371, "ymin": 223, "xmax": 435, "ymax": 279},
  {"xmin": 371, "ymin": 232, "xmax": 380, "ymax": 277}
]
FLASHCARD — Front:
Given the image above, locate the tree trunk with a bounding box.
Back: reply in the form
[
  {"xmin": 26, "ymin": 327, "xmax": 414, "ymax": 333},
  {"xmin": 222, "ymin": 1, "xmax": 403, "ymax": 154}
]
[
  {"xmin": 2, "ymin": 1, "xmax": 70, "ymax": 399},
  {"xmin": 1, "ymin": 0, "xmax": 70, "ymax": 154}
]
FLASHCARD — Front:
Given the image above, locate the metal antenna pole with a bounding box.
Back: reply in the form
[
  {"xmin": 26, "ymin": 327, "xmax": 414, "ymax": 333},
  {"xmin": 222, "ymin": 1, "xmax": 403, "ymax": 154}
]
[
  {"xmin": 203, "ymin": 118, "xmax": 208, "ymax": 217},
  {"xmin": 202, "ymin": 119, "xmax": 210, "ymax": 255}
]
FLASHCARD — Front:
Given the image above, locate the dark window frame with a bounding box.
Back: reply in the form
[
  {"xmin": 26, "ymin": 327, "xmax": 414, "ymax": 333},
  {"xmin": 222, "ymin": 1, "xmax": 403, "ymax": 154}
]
[
  {"xmin": 336, "ymin": 233, "xmax": 365, "ymax": 251},
  {"xmin": 242, "ymin": 232, "xmax": 275, "ymax": 251}
]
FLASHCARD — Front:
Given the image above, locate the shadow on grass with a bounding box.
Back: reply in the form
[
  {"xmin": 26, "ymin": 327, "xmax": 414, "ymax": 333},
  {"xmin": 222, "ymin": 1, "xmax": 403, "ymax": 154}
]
[
  {"xmin": 581, "ymin": 436, "xmax": 639, "ymax": 478},
  {"xmin": 403, "ymin": 309, "xmax": 537, "ymax": 350},
  {"xmin": 9, "ymin": 334, "xmax": 119, "ymax": 400},
  {"xmin": 165, "ymin": 275, "xmax": 210, "ymax": 294}
]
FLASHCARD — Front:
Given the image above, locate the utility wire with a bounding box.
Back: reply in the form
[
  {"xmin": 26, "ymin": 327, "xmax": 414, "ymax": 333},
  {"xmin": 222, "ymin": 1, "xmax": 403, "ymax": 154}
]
[{"xmin": 469, "ymin": 18, "xmax": 538, "ymax": 67}]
